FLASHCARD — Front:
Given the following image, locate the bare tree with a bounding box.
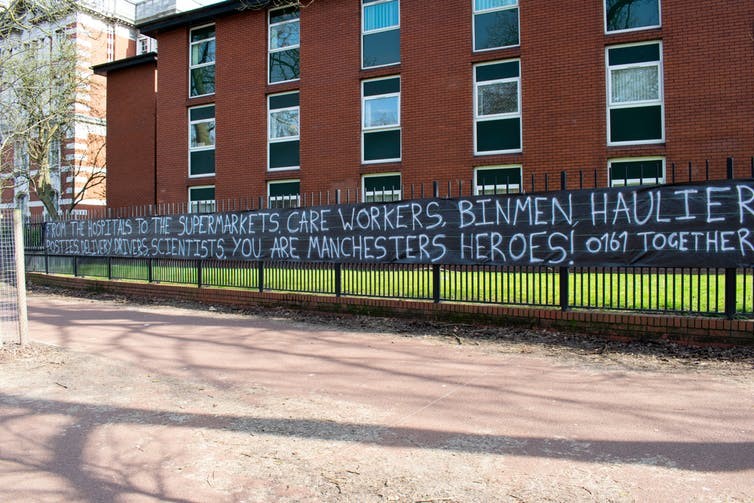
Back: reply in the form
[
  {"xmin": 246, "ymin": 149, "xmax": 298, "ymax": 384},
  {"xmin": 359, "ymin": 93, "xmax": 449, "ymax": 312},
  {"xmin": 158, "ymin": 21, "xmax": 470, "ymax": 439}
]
[
  {"xmin": 68, "ymin": 134, "xmax": 106, "ymax": 210},
  {"xmin": 238, "ymin": 0, "xmax": 315, "ymax": 10},
  {"xmin": 0, "ymin": 0, "xmax": 100, "ymax": 220}
]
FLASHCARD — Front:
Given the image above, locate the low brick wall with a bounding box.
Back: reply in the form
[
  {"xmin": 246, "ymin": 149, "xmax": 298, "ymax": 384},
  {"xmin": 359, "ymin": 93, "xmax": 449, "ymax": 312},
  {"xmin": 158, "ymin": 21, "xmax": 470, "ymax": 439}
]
[{"xmin": 29, "ymin": 273, "xmax": 754, "ymax": 347}]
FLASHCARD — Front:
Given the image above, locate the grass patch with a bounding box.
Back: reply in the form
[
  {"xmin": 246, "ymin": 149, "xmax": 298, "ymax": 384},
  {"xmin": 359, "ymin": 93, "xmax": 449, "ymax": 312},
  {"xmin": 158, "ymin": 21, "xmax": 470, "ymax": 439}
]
[{"xmin": 25, "ymin": 256, "xmax": 754, "ymax": 315}]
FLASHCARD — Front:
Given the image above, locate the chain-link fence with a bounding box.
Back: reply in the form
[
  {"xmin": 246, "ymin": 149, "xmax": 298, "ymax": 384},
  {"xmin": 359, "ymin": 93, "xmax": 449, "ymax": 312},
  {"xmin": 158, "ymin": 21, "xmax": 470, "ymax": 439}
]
[{"xmin": 0, "ymin": 210, "xmax": 25, "ymax": 345}]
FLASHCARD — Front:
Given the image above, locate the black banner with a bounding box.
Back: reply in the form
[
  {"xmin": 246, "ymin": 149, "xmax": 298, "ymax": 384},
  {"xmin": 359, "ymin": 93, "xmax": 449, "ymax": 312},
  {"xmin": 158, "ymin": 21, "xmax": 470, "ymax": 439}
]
[{"xmin": 44, "ymin": 180, "xmax": 754, "ymax": 268}]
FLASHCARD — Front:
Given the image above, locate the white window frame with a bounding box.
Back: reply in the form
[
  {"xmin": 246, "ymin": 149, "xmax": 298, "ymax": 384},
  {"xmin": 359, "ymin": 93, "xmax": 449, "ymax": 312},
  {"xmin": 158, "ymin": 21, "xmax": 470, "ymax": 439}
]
[
  {"xmin": 188, "ymin": 105, "xmax": 216, "ymax": 178},
  {"xmin": 362, "ymin": 76, "xmax": 401, "ymax": 164},
  {"xmin": 268, "ymin": 5, "xmax": 300, "ymax": 85},
  {"xmin": 608, "ymin": 157, "xmax": 665, "ymax": 187},
  {"xmin": 267, "ymin": 179, "xmax": 301, "ymax": 208},
  {"xmin": 473, "ymin": 59, "xmax": 522, "ymax": 156},
  {"xmin": 189, "ymin": 24, "xmax": 215, "ymax": 98},
  {"xmin": 604, "ymin": 0, "xmax": 661, "ymax": 34},
  {"xmin": 361, "ymin": 0, "xmax": 400, "ymax": 70},
  {"xmin": 106, "ymin": 23, "xmax": 115, "ymax": 61},
  {"xmin": 137, "ymin": 35, "xmax": 157, "ymax": 55},
  {"xmin": 362, "ymin": 172, "xmax": 402, "ymax": 203},
  {"xmin": 188, "ymin": 185, "xmax": 216, "ymax": 213},
  {"xmin": 48, "ymin": 139, "xmax": 61, "ymax": 211},
  {"xmin": 474, "ymin": 165, "xmax": 522, "ymax": 195},
  {"xmin": 472, "ymin": 0, "xmax": 520, "ymax": 53},
  {"xmin": 267, "ymin": 91, "xmax": 300, "ymax": 172},
  {"xmin": 13, "ymin": 141, "xmax": 29, "ymax": 172},
  {"xmin": 606, "ymin": 41, "xmax": 664, "ymax": 146}
]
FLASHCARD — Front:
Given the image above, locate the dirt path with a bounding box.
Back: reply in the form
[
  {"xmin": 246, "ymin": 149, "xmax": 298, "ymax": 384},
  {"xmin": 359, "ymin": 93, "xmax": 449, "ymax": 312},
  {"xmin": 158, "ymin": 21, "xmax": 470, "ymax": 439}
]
[{"xmin": 0, "ymin": 291, "xmax": 752, "ymax": 502}]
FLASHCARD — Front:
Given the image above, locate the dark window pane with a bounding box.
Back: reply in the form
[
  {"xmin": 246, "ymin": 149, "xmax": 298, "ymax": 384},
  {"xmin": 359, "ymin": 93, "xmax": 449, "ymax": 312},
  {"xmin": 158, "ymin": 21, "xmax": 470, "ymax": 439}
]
[
  {"xmin": 364, "ymin": 130, "xmax": 400, "ymax": 161},
  {"xmin": 190, "ymin": 149, "xmax": 215, "ymax": 176},
  {"xmin": 269, "ymin": 181, "xmax": 300, "ymax": 197},
  {"xmin": 269, "ymin": 92, "xmax": 300, "ymax": 110},
  {"xmin": 610, "ymin": 105, "xmax": 662, "ymax": 142},
  {"xmin": 477, "ymin": 168, "xmax": 521, "ymax": 186},
  {"xmin": 270, "ymin": 19, "xmax": 299, "ymax": 50},
  {"xmin": 474, "ymin": 8, "xmax": 519, "ymax": 50},
  {"xmin": 191, "ymin": 40, "xmax": 215, "ymax": 65},
  {"xmin": 608, "ymin": 43, "xmax": 660, "ymax": 66},
  {"xmin": 190, "ymin": 186, "xmax": 215, "ymax": 201},
  {"xmin": 364, "ymin": 174, "xmax": 401, "ymax": 192},
  {"xmin": 610, "ymin": 160, "xmax": 663, "ymax": 181},
  {"xmin": 476, "ymin": 118, "xmax": 521, "ymax": 152},
  {"xmin": 189, "ymin": 105, "xmax": 215, "ymax": 121},
  {"xmin": 190, "ymin": 65, "xmax": 215, "ymax": 96},
  {"xmin": 363, "ymin": 77, "xmax": 400, "ymax": 97},
  {"xmin": 270, "ymin": 140, "xmax": 300, "ymax": 169},
  {"xmin": 270, "ymin": 6, "xmax": 299, "ymax": 24},
  {"xmin": 363, "ymin": 29, "xmax": 400, "ymax": 68},
  {"xmin": 270, "ymin": 48, "xmax": 300, "ymax": 83},
  {"xmin": 191, "ymin": 26, "xmax": 214, "ymax": 42},
  {"xmin": 606, "ymin": 0, "xmax": 660, "ymax": 31},
  {"xmin": 475, "ymin": 60, "xmax": 519, "ymax": 82}
]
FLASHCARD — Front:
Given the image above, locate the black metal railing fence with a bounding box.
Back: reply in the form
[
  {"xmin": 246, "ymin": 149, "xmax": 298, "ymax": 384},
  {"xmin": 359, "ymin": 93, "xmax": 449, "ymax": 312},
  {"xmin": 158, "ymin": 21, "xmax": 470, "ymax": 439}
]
[{"xmin": 22, "ymin": 158, "xmax": 754, "ymax": 319}]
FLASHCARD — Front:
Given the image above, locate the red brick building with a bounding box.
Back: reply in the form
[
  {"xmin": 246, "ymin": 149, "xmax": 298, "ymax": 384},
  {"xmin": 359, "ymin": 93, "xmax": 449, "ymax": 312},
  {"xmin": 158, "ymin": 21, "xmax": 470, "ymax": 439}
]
[{"xmin": 95, "ymin": 0, "xmax": 754, "ymax": 212}]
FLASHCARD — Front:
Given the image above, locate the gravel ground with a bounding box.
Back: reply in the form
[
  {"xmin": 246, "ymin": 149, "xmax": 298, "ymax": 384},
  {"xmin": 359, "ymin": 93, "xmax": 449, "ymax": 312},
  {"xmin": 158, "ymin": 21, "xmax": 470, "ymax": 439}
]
[
  {"xmin": 27, "ymin": 284, "xmax": 754, "ymax": 375},
  {"xmin": 0, "ymin": 287, "xmax": 751, "ymax": 502}
]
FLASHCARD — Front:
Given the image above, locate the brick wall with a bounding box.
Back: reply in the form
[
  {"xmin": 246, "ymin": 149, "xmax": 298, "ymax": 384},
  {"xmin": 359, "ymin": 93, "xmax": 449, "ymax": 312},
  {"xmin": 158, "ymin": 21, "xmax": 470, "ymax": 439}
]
[
  {"xmin": 106, "ymin": 62, "xmax": 157, "ymax": 210},
  {"xmin": 28, "ymin": 272, "xmax": 754, "ymax": 347},
  {"xmin": 115, "ymin": 0, "xmax": 754, "ymax": 205},
  {"xmin": 156, "ymin": 28, "xmax": 192, "ymax": 205}
]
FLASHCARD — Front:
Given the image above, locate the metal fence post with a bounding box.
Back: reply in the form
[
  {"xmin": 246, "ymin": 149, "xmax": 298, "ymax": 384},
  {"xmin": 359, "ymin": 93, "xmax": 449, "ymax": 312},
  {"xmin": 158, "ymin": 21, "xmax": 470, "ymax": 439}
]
[
  {"xmin": 107, "ymin": 256, "xmax": 112, "ymax": 280},
  {"xmin": 197, "ymin": 259, "xmax": 203, "ymax": 288},
  {"xmin": 147, "ymin": 258, "xmax": 153, "ymax": 283},
  {"xmin": 725, "ymin": 268, "xmax": 737, "ymax": 319},
  {"xmin": 73, "ymin": 255, "xmax": 78, "ymax": 277},
  {"xmin": 41, "ymin": 221, "xmax": 49, "ymax": 274},
  {"xmin": 258, "ymin": 261, "xmax": 264, "ymax": 292},
  {"xmin": 432, "ymin": 264, "xmax": 441, "ymax": 303},
  {"xmin": 727, "ymin": 156, "xmax": 734, "ymax": 180},
  {"xmin": 334, "ymin": 263, "xmax": 342, "ymax": 297},
  {"xmin": 724, "ymin": 158, "xmax": 736, "ymax": 319},
  {"xmin": 559, "ymin": 171, "xmax": 570, "ymax": 311}
]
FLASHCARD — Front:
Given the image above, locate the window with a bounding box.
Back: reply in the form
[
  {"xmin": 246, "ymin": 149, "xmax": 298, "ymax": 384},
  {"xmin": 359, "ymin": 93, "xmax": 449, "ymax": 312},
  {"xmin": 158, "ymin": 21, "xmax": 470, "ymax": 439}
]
[
  {"xmin": 13, "ymin": 141, "xmax": 28, "ymax": 172},
  {"xmin": 190, "ymin": 25, "xmax": 215, "ymax": 97},
  {"xmin": 15, "ymin": 193, "xmax": 28, "ymax": 218},
  {"xmin": 137, "ymin": 35, "xmax": 157, "ymax": 55},
  {"xmin": 474, "ymin": 60, "xmax": 521, "ymax": 154},
  {"xmin": 268, "ymin": 180, "xmax": 300, "ymax": 208},
  {"xmin": 609, "ymin": 158, "xmax": 665, "ymax": 186},
  {"xmin": 189, "ymin": 186, "xmax": 216, "ymax": 213},
  {"xmin": 607, "ymin": 42, "xmax": 663, "ymax": 145},
  {"xmin": 363, "ymin": 173, "xmax": 401, "ymax": 202},
  {"xmin": 106, "ymin": 24, "xmax": 115, "ymax": 61},
  {"xmin": 48, "ymin": 139, "xmax": 61, "ymax": 212},
  {"xmin": 268, "ymin": 92, "xmax": 300, "ymax": 170},
  {"xmin": 269, "ymin": 6, "xmax": 300, "ymax": 84},
  {"xmin": 189, "ymin": 105, "xmax": 215, "ymax": 177},
  {"xmin": 474, "ymin": 165, "xmax": 522, "ymax": 195},
  {"xmin": 48, "ymin": 139, "xmax": 60, "ymax": 170},
  {"xmin": 605, "ymin": 0, "xmax": 660, "ymax": 33},
  {"xmin": 362, "ymin": 0, "xmax": 399, "ymax": 69},
  {"xmin": 473, "ymin": 0, "xmax": 519, "ymax": 52},
  {"xmin": 362, "ymin": 76, "xmax": 401, "ymax": 163}
]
